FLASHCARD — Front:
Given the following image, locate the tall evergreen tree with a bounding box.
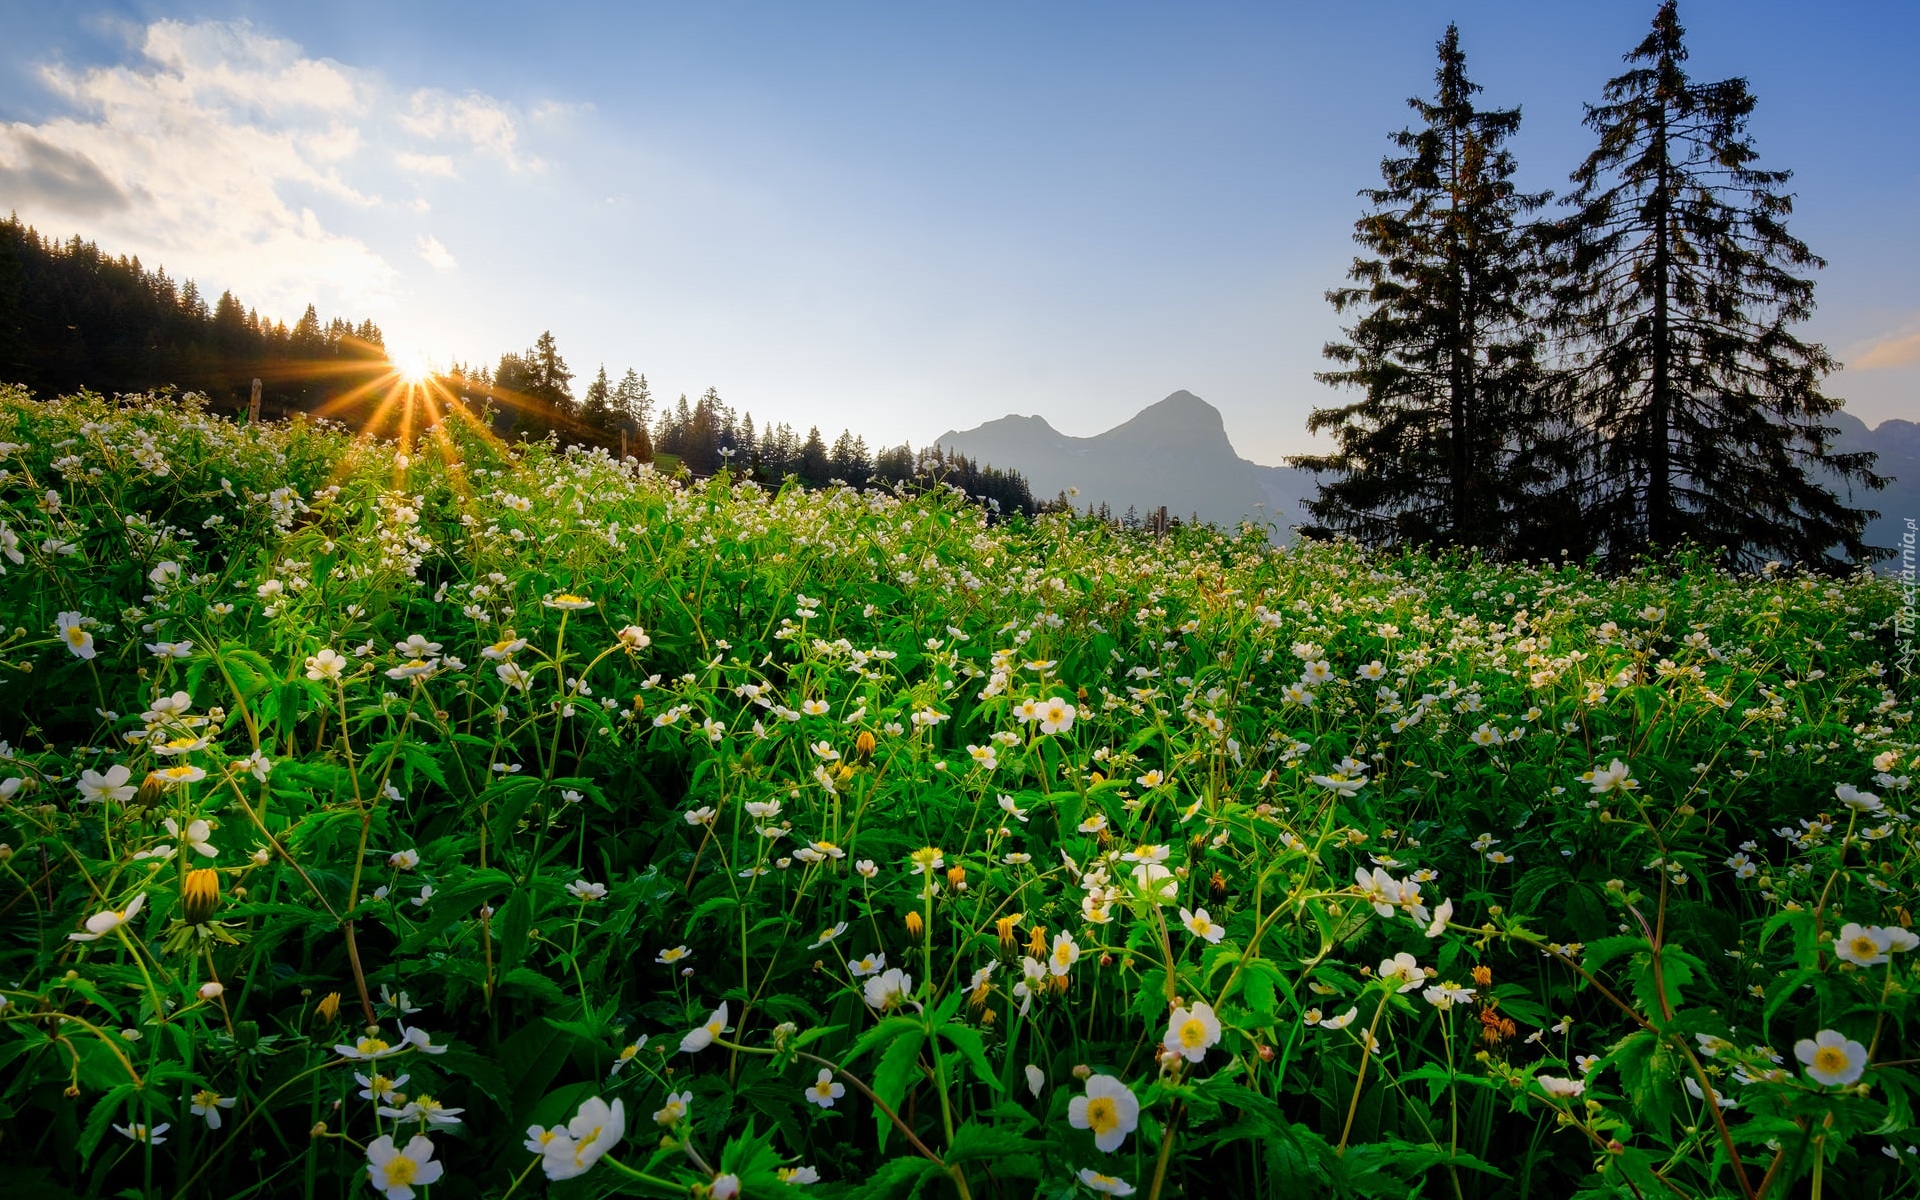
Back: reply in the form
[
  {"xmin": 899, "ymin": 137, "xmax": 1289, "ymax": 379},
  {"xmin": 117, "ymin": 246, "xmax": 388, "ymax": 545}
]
[
  {"xmin": 1295, "ymin": 25, "xmax": 1558, "ymax": 555},
  {"xmin": 581, "ymin": 364, "xmax": 615, "ymax": 441},
  {"xmin": 1548, "ymin": 0, "xmax": 1880, "ymax": 569}
]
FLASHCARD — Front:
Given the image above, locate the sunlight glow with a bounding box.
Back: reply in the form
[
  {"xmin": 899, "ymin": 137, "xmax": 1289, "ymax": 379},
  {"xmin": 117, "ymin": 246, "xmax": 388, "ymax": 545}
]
[{"xmin": 392, "ymin": 350, "xmax": 434, "ymax": 386}]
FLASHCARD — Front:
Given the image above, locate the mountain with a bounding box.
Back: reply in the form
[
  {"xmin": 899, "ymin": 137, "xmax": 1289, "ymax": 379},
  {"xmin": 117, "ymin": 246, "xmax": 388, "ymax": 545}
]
[
  {"xmin": 935, "ymin": 391, "xmax": 1317, "ymax": 539},
  {"xmin": 1828, "ymin": 411, "xmax": 1919, "ymax": 562},
  {"xmin": 939, "ymin": 390, "xmax": 1917, "ymax": 566}
]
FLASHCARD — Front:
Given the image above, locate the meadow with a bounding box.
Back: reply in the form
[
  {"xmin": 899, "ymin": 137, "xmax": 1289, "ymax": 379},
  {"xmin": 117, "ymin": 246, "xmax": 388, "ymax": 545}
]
[{"xmin": 0, "ymin": 387, "xmax": 1913, "ymax": 1199}]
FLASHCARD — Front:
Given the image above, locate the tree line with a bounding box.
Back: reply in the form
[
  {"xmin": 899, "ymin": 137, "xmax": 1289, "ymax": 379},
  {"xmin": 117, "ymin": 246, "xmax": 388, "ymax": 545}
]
[
  {"xmin": 0, "ymin": 218, "xmax": 1035, "ymax": 515},
  {"xmin": 1296, "ymin": 1, "xmax": 1884, "ymax": 571}
]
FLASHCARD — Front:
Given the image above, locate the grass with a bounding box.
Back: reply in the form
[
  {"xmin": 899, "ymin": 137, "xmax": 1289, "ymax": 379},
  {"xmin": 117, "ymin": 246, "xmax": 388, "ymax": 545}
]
[{"xmin": 0, "ymin": 386, "xmax": 1914, "ymax": 1199}]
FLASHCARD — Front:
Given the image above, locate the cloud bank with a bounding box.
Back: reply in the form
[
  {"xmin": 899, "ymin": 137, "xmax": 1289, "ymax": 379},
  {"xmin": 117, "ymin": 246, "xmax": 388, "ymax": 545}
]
[{"xmin": 0, "ymin": 18, "xmax": 541, "ymax": 320}]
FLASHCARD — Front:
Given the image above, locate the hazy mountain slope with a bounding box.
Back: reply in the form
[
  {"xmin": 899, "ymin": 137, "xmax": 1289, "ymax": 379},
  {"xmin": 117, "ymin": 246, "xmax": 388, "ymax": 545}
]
[{"xmin": 936, "ymin": 391, "xmax": 1317, "ymax": 538}]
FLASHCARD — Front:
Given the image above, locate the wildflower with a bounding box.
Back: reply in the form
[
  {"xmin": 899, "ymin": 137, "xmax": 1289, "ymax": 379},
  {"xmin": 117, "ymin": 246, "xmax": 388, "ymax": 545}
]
[
  {"xmin": 153, "ymin": 764, "xmax": 207, "ymax": 787},
  {"xmin": 848, "ymin": 952, "xmax": 886, "ymax": 977},
  {"xmin": 544, "ymin": 594, "xmax": 594, "ymax": 611},
  {"xmin": 357, "ymin": 1071, "xmax": 409, "ymax": 1101},
  {"xmin": 56, "ymin": 611, "xmax": 96, "ymax": 659},
  {"xmin": 657, "ymin": 945, "xmax": 691, "ymax": 965},
  {"xmin": 1037, "ymin": 697, "xmax": 1077, "ymax": 734},
  {"xmin": 1163, "ymin": 1001, "xmax": 1222, "ymax": 1063},
  {"xmin": 1068, "ymin": 1074, "xmax": 1140, "ymax": 1152},
  {"xmin": 1796, "ymin": 1030, "xmax": 1869, "ymax": 1087},
  {"xmin": 1836, "ymin": 923, "xmax": 1891, "ymax": 967},
  {"xmin": 567, "ymin": 880, "xmax": 608, "ymax": 902},
  {"xmin": 1536, "ymin": 1075, "xmax": 1585, "ymax": 1099},
  {"xmin": 380, "ymin": 1095, "xmax": 465, "ymax": 1128},
  {"xmin": 863, "ymin": 968, "xmax": 913, "ymax": 1010},
  {"xmin": 1076, "ymin": 1167, "xmax": 1137, "ymax": 1195},
  {"xmin": 115, "ymin": 1122, "xmax": 169, "ymax": 1145},
  {"xmin": 680, "ymin": 1003, "xmax": 731, "ymax": 1053},
  {"xmin": 1319, "ymin": 1007, "xmax": 1358, "ymax": 1031},
  {"xmin": 997, "ymin": 914, "xmax": 1024, "ymax": 951},
  {"xmin": 780, "ymin": 1165, "xmax": 822, "ymax": 1184},
  {"xmin": 804, "ymin": 1068, "xmax": 846, "ymax": 1109},
  {"xmin": 1425, "ymin": 898, "xmax": 1453, "ymax": 938},
  {"xmin": 968, "ymin": 744, "xmax": 998, "ymax": 770},
  {"xmin": 190, "ymin": 1089, "xmax": 235, "ymax": 1129},
  {"xmin": 336, "ymin": 1035, "xmax": 397, "ymax": 1060},
  {"xmin": 69, "ymin": 893, "xmax": 147, "ymax": 942},
  {"xmin": 1583, "ymin": 760, "xmax": 1639, "ymax": 795},
  {"xmin": 1423, "ymin": 982, "xmax": 1475, "ymax": 1010},
  {"xmin": 1050, "ymin": 932, "xmax": 1081, "ymax": 976},
  {"xmin": 616, "ymin": 625, "xmax": 650, "ymax": 650},
  {"xmin": 653, "ymin": 1091, "xmax": 691, "ymax": 1126},
  {"xmin": 401, "ymin": 1026, "xmax": 449, "ymax": 1055},
  {"xmin": 855, "ymin": 859, "xmax": 878, "ymax": 879},
  {"xmin": 909, "ymin": 846, "xmax": 945, "ymax": 875},
  {"xmin": 77, "ymin": 764, "xmax": 136, "ymax": 804},
  {"xmin": 1379, "ymin": 953, "xmax": 1423, "ymax": 993},
  {"xmin": 389, "ymin": 848, "xmax": 420, "ymax": 871},
  {"xmin": 1078, "ymin": 813, "xmax": 1109, "ymax": 834},
  {"xmin": 1025, "ymin": 1063, "xmax": 1045, "ymax": 1097},
  {"xmin": 712, "ymin": 1175, "xmax": 742, "ymax": 1199},
  {"xmin": 542, "ymin": 1096, "xmax": 626, "ymax": 1180},
  {"xmin": 1835, "ymin": 783, "xmax": 1883, "ymax": 813},
  {"xmin": 905, "ymin": 911, "xmax": 925, "ymax": 939},
  {"xmin": 198, "ymin": 981, "xmax": 223, "ymax": 1000},
  {"xmin": 1180, "ymin": 907, "xmax": 1226, "ymax": 944}
]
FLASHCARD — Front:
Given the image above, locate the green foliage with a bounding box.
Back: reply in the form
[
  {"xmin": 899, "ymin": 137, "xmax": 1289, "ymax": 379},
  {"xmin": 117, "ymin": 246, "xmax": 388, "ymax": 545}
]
[{"xmin": 0, "ymin": 389, "xmax": 1912, "ymax": 1198}]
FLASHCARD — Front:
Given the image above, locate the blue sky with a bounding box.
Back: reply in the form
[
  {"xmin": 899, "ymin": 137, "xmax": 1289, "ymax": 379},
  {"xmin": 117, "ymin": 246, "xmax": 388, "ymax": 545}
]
[{"xmin": 1, "ymin": 1, "xmax": 1914, "ymax": 461}]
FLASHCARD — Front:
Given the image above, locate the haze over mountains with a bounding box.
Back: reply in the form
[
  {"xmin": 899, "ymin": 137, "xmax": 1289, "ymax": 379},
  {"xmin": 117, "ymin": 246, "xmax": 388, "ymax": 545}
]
[{"xmin": 937, "ymin": 390, "xmax": 1919, "ymax": 560}]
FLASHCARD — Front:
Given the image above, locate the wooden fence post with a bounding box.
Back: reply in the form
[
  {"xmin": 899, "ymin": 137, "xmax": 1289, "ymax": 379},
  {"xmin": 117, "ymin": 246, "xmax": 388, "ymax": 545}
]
[{"xmin": 249, "ymin": 378, "xmax": 262, "ymax": 424}]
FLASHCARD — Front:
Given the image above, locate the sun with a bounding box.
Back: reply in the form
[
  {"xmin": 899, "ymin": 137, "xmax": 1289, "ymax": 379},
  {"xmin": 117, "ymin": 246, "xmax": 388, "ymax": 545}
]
[{"xmin": 391, "ymin": 349, "xmax": 434, "ymax": 385}]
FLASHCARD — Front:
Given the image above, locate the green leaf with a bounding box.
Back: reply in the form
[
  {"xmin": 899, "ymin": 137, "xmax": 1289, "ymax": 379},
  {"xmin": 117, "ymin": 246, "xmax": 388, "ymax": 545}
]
[
  {"xmin": 871, "ymin": 1028, "xmax": 927, "ymax": 1152},
  {"xmin": 935, "ymin": 1022, "xmax": 1004, "ymax": 1093}
]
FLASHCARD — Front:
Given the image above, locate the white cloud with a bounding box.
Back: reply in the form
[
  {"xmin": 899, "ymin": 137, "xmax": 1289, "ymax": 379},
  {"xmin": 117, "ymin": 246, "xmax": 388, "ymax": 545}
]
[
  {"xmin": 1, "ymin": 18, "xmax": 555, "ymax": 319},
  {"xmin": 394, "ymin": 151, "xmax": 456, "ymax": 177},
  {"xmin": 416, "ymin": 234, "xmax": 458, "ymax": 271}
]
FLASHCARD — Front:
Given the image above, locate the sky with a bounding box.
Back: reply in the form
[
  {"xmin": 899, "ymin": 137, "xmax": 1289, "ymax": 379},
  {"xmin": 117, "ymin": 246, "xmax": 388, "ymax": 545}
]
[{"xmin": 0, "ymin": 1, "xmax": 1914, "ymax": 463}]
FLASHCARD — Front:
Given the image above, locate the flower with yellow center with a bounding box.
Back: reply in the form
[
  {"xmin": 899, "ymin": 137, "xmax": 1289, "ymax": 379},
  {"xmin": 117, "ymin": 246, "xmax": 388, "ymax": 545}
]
[
  {"xmin": 1180, "ymin": 906, "xmax": 1225, "ymax": 945},
  {"xmin": 908, "ymin": 846, "xmax": 945, "ymax": 875},
  {"xmin": 366, "ymin": 1133, "xmax": 444, "ymax": 1200},
  {"xmin": 544, "ymin": 594, "xmax": 594, "ymax": 611},
  {"xmin": 1049, "ymin": 931, "xmax": 1080, "ymax": 976},
  {"xmin": 996, "ymin": 913, "xmax": 1024, "ymax": 951},
  {"xmin": 1162, "ymin": 1001, "xmax": 1222, "ymax": 1063},
  {"xmin": 1795, "ymin": 1029, "xmax": 1868, "ymax": 1087},
  {"xmin": 1076, "ymin": 1168, "xmax": 1136, "ymax": 1196},
  {"xmin": 335, "ymin": 1035, "xmax": 396, "ymax": 1060},
  {"xmin": 803, "ymin": 1068, "xmax": 846, "ymax": 1109},
  {"xmin": 1067, "ymin": 1073, "xmax": 1139, "ymax": 1152},
  {"xmin": 1834, "ymin": 922, "xmax": 1890, "ymax": 967}
]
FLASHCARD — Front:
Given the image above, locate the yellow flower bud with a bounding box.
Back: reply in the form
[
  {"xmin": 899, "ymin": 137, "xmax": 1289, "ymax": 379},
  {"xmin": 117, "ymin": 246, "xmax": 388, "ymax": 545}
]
[
  {"xmin": 315, "ymin": 992, "xmax": 342, "ymax": 1025},
  {"xmin": 905, "ymin": 911, "xmax": 924, "ymax": 940},
  {"xmin": 181, "ymin": 868, "xmax": 221, "ymax": 925}
]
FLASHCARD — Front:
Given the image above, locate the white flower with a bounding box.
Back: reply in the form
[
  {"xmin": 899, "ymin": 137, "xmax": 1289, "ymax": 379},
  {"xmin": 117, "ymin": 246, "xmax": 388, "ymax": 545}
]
[
  {"xmin": 1796, "ymin": 1030, "xmax": 1869, "ymax": 1087},
  {"xmin": 848, "ymin": 952, "xmax": 886, "ymax": 977},
  {"xmin": 190, "ymin": 1088, "xmax": 235, "ymax": 1129},
  {"xmin": 1076, "ymin": 1167, "xmax": 1136, "ymax": 1195},
  {"xmin": 1536, "ymin": 1075, "xmax": 1585, "ymax": 1099},
  {"xmin": 164, "ymin": 817, "xmax": 218, "ymax": 858},
  {"xmin": 305, "ymin": 648, "xmax": 348, "ymax": 680},
  {"xmin": 998, "ymin": 794, "xmax": 1030, "ymax": 822},
  {"xmin": 1067, "ymin": 1073, "xmax": 1139, "ymax": 1152},
  {"xmin": 567, "ymin": 879, "xmax": 608, "ymax": 902},
  {"xmin": 1163, "ymin": 1001, "xmax": 1222, "ymax": 1063},
  {"xmin": 69, "ymin": 893, "xmax": 147, "ymax": 942},
  {"xmin": 804, "ymin": 1068, "xmax": 846, "ymax": 1109},
  {"xmin": 1025, "ymin": 1064, "xmax": 1045, "ymax": 1097},
  {"xmin": 1036, "ymin": 697, "xmax": 1077, "ymax": 735},
  {"xmin": 115, "ymin": 1122, "xmax": 169, "ymax": 1145},
  {"xmin": 807, "ymin": 923, "xmax": 847, "ymax": 949},
  {"xmin": 77, "ymin": 764, "xmax": 136, "ymax": 804},
  {"xmin": 1584, "ymin": 759, "xmax": 1639, "ymax": 795},
  {"xmin": 1836, "ymin": 922, "xmax": 1891, "ymax": 967},
  {"xmin": 542, "ymin": 1096, "xmax": 625, "ymax": 1180},
  {"xmin": 1425, "ymin": 897, "xmax": 1453, "ymax": 938},
  {"xmin": 680, "ymin": 1002, "xmax": 730, "ymax": 1053},
  {"xmin": 1379, "ymin": 952, "xmax": 1423, "ymax": 993},
  {"xmin": 389, "ymin": 849, "xmax": 421, "ymax": 871},
  {"xmin": 1319, "ymin": 1007, "xmax": 1358, "ymax": 1031},
  {"xmin": 652, "ymin": 1091, "xmax": 692, "ymax": 1129},
  {"xmin": 365, "ymin": 1134, "xmax": 445, "ymax": 1200},
  {"xmin": 1049, "ymin": 932, "xmax": 1081, "ymax": 976},
  {"xmin": 1422, "ymin": 981, "xmax": 1475, "ymax": 1010},
  {"xmin": 56, "ymin": 611, "xmax": 95, "ymax": 659},
  {"xmin": 1180, "ymin": 906, "xmax": 1225, "ymax": 945},
  {"xmin": 780, "ymin": 1165, "xmax": 821, "ymax": 1184},
  {"xmin": 864, "ymin": 967, "xmax": 913, "ymax": 1010},
  {"xmin": 544, "ymin": 594, "xmax": 595, "ymax": 611},
  {"xmin": 657, "ymin": 945, "xmax": 691, "ymax": 965},
  {"xmin": 1835, "ymin": 783, "xmax": 1883, "ymax": 813},
  {"xmin": 401, "ymin": 1026, "xmax": 449, "ymax": 1054},
  {"xmin": 711, "ymin": 1175, "xmax": 742, "ymax": 1200},
  {"xmin": 617, "ymin": 625, "xmax": 651, "ymax": 649}
]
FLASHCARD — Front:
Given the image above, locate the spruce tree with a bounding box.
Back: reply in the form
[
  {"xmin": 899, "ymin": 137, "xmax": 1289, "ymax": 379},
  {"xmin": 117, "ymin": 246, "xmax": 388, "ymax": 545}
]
[
  {"xmin": 1548, "ymin": 0, "xmax": 1880, "ymax": 569},
  {"xmin": 1296, "ymin": 24, "xmax": 1558, "ymax": 555},
  {"xmin": 581, "ymin": 365, "xmax": 615, "ymax": 442}
]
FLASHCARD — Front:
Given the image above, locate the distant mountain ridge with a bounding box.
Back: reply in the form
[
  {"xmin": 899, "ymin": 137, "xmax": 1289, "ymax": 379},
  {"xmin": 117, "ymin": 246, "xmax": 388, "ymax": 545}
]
[
  {"xmin": 935, "ymin": 391, "xmax": 1317, "ymax": 539},
  {"xmin": 938, "ymin": 390, "xmax": 1918, "ymax": 562}
]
